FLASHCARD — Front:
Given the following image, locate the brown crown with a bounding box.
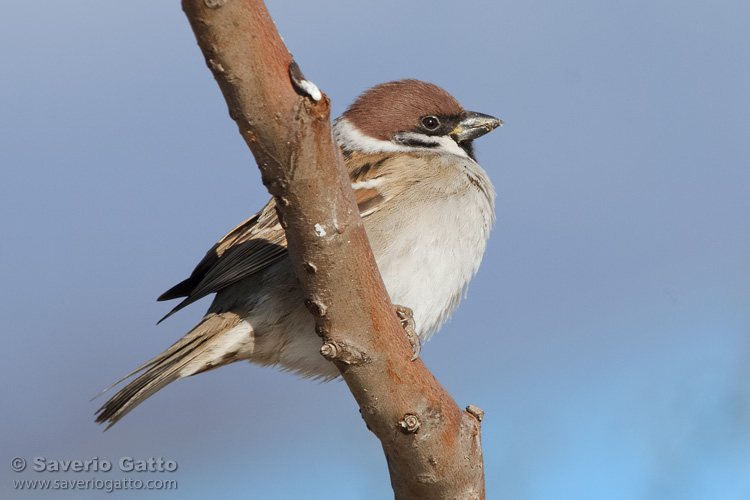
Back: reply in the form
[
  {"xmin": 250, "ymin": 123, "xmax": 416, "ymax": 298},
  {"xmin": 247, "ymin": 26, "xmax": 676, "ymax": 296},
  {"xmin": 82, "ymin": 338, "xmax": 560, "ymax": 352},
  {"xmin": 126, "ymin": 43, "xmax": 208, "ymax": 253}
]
[{"xmin": 342, "ymin": 79, "xmax": 465, "ymax": 141}]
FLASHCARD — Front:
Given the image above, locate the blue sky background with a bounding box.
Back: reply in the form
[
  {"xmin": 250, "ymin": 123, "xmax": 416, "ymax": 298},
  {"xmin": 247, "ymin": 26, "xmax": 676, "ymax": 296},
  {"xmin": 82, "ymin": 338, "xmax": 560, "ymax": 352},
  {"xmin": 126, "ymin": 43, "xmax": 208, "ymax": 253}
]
[{"xmin": 2, "ymin": 1, "xmax": 749, "ymax": 498}]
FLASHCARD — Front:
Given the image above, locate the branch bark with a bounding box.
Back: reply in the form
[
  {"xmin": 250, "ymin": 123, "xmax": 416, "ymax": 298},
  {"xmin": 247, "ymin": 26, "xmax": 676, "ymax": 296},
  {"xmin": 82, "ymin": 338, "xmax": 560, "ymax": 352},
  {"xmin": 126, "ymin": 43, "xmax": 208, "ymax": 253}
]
[{"xmin": 181, "ymin": 1, "xmax": 484, "ymax": 497}]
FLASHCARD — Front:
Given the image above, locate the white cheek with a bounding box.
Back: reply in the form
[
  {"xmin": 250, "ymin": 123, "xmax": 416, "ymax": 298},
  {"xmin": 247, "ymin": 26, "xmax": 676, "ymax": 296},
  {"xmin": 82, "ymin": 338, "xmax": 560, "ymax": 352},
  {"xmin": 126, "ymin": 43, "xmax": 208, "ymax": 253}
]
[
  {"xmin": 394, "ymin": 132, "xmax": 470, "ymax": 160},
  {"xmin": 430, "ymin": 135, "xmax": 471, "ymax": 159},
  {"xmin": 333, "ymin": 118, "xmax": 470, "ymax": 159},
  {"xmin": 333, "ymin": 118, "xmax": 410, "ymax": 153}
]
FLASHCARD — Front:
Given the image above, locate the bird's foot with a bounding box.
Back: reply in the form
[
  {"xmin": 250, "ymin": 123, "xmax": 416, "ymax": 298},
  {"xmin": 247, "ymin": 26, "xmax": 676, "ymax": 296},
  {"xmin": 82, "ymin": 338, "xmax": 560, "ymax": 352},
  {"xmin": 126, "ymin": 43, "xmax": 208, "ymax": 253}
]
[{"xmin": 395, "ymin": 305, "xmax": 420, "ymax": 361}]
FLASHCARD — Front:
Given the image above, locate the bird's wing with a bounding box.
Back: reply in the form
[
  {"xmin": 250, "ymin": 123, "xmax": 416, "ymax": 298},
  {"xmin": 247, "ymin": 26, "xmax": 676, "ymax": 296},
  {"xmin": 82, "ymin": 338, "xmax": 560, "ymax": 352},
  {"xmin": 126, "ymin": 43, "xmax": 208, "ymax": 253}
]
[
  {"xmin": 157, "ymin": 161, "xmax": 397, "ymax": 322},
  {"xmin": 157, "ymin": 199, "xmax": 287, "ymax": 322}
]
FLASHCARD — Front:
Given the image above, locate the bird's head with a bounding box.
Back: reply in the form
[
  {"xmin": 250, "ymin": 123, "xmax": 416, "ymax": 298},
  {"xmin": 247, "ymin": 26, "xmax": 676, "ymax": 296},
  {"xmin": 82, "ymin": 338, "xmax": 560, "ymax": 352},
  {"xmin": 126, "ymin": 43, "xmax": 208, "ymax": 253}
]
[{"xmin": 334, "ymin": 79, "xmax": 502, "ymax": 161}]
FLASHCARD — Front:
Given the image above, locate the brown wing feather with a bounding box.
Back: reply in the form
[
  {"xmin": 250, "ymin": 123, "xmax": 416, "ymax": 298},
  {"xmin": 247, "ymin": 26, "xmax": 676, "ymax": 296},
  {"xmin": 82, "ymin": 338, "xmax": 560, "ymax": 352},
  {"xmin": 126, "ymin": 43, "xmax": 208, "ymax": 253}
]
[
  {"xmin": 157, "ymin": 199, "xmax": 287, "ymax": 322},
  {"xmin": 354, "ymin": 186, "xmax": 385, "ymax": 216},
  {"xmin": 157, "ymin": 152, "xmax": 398, "ymax": 322}
]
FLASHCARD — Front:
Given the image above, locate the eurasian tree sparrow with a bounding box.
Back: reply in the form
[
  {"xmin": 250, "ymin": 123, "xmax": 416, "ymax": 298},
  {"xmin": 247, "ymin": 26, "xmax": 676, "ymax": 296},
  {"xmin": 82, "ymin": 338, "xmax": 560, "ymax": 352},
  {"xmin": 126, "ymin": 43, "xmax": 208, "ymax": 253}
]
[{"xmin": 96, "ymin": 79, "xmax": 502, "ymax": 427}]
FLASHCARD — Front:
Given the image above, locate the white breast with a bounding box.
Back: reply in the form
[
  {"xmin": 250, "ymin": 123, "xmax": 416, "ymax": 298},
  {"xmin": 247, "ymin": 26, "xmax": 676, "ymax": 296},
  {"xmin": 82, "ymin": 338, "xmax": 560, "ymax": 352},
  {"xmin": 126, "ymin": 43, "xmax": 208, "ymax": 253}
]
[{"xmin": 364, "ymin": 154, "xmax": 495, "ymax": 339}]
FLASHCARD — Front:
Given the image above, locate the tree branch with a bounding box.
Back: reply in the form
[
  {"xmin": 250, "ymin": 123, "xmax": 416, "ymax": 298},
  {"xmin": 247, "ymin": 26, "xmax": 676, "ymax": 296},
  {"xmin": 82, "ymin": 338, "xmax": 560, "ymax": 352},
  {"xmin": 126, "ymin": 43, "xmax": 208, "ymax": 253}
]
[{"xmin": 181, "ymin": 1, "xmax": 484, "ymax": 497}]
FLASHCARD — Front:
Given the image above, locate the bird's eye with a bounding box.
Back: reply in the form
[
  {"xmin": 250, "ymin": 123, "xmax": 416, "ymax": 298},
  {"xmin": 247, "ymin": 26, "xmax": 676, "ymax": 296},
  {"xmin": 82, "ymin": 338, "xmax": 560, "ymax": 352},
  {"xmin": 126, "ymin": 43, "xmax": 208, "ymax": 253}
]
[{"xmin": 421, "ymin": 116, "xmax": 440, "ymax": 130}]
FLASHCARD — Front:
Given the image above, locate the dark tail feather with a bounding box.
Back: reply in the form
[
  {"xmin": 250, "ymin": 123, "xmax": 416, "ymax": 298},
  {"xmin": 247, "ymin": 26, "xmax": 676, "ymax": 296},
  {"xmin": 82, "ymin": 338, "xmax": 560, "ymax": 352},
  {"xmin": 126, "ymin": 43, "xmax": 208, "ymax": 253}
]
[
  {"xmin": 157, "ymin": 277, "xmax": 196, "ymax": 302},
  {"xmin": 94, "ymin": 313, "xmax": 244, "ymax": 429},
  {"xmin": 155, "ymin": 277, "xmax": 202, "ymax": 324},
  {"xmin": 155, "ymin": 297, "xmax": 198, "ymax": 325},
  {"xmin": 94, "ymin": 335, "xmax": 210, "ymax": 430}
]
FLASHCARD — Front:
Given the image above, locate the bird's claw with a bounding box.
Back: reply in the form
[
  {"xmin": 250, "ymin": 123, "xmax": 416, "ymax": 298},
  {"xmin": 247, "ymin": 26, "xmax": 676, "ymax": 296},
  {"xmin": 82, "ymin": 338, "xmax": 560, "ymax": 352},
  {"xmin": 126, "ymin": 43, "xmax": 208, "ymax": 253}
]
[{"xmin": 395, "ymin": 305, "xmax": 420, "ymax": 361}]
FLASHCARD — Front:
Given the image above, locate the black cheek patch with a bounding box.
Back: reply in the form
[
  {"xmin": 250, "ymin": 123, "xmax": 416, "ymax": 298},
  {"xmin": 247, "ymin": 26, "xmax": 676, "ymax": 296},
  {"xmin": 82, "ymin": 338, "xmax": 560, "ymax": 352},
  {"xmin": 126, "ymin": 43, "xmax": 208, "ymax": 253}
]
[
  {"xmin": 395, "ymin": 134, "xmax": 440, "ymax": 149},
  {"xmin": 458, "ymin": 140, "xmax": 476, "ymax": 161}
]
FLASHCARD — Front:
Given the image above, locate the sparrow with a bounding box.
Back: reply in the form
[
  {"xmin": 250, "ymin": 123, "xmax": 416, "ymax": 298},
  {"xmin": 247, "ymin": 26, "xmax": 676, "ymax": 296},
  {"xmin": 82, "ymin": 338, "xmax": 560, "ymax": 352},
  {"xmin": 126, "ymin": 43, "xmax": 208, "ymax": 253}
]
[{"xmin": 96, "ymin": 79, "xmax": 502, "ymax": 428}]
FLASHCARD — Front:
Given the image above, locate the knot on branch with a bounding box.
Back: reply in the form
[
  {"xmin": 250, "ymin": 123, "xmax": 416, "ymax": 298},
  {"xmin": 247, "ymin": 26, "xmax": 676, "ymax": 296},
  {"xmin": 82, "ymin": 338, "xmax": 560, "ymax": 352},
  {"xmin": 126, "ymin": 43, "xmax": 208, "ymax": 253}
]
[
  {"xmin": 304, "ymin": 298, "xmax": 328, "ymax": 317},
  {"xmin": 465, "ymin": 405, "xmax": 484, "ymax": 422},
  {"xmin": 320, "ymin": 341, "xmax": 369, "ymax": 366},
  {"xmin": 203, "ymin": 0, "xmax": 227, "ymax": 10},
  {"xmin": 207, "ymin": 58, "xmax": 225, "ymax": 73},
  {"xmin": 399, "ymin": 413, "xmax": 421, "ymax": 434},
  {"xmin": 314, "ymin": 317, "xmax": 330, "ymax": 338}
]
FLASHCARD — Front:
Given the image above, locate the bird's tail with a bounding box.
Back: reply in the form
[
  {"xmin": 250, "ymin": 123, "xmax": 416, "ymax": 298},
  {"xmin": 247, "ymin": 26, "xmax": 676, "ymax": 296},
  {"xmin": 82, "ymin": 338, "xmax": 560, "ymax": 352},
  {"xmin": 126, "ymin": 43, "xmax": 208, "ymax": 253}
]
[{"xmin": 94, "ymin": 312, "xmax": 249, "ymax": 429}]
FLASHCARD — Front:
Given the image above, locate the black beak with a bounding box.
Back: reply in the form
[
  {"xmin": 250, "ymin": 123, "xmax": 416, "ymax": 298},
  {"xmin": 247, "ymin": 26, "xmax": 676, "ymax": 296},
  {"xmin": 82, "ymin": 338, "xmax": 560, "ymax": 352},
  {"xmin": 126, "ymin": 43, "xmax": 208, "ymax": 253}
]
[{"xmin": 451, "ymin": 111, "xmax": 503, "ymax": 142}]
